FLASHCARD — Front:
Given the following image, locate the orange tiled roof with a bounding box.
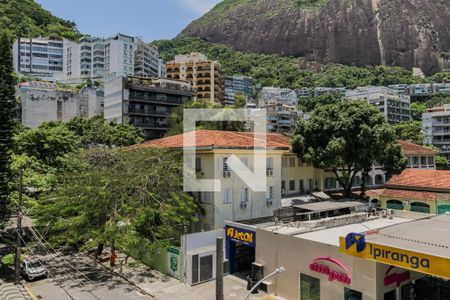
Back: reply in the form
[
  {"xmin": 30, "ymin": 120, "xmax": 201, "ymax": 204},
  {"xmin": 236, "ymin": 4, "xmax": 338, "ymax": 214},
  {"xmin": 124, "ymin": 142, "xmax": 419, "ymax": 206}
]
[
  {"xmin": 366, "ymin": 189, "xmax": 385, "ymax": 197},
  {"xmin": 381, "ymin": 189, "xmax": 437, "ymax": 202},
  {"xmin": 399, "ymin": 141, "xmax": 438, "ymax": 156},
  {"xmin": 386, "ymin": 169, "xmax": 450, "ymax": 191},
  {"xmin": 139, "ymin": 130, "xmax": 292, "ymax": 150}
]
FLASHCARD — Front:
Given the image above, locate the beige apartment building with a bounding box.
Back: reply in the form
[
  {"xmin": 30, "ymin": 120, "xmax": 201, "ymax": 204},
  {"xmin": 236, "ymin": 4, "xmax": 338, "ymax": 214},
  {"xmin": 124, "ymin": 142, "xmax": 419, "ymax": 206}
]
[{"xmin": 166, "ymin": 53, "xmax": 224, "ymax": 104}]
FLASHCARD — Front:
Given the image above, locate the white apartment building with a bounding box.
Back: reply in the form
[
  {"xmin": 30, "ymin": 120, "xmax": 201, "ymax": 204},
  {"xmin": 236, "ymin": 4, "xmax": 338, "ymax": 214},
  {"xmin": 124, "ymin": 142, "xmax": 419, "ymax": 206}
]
[
  {"xmin": 13, "ymin": 37, "xmax": 66, "ymax": 81},
  {"xmin": 18, "ymin": 81, "xmax": 104, "ymax": 128},
  {"xmin": 259, "ymin": 87, "xmax": 300, "ymax": 133},
  {"xmin": 345, "ymin": 86, "xmax": 411, "ymax": 124},
  {"xmin": 423, "ymin": 104, "xmax": 450, "ymax": 160},
  {"xmin": 15, "ymin": 34, "xmax": 165, "ymax": 82}
]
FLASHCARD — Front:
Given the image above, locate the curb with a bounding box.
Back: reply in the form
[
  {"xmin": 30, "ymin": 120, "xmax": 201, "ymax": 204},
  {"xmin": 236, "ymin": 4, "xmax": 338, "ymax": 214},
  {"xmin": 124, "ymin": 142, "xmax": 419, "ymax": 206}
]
[
  {"xmin": 85, "ymin": 254, "xmax": 155, "ymax": 298},
  {"xmin": 23, "ymin": 285, "xmax": 37, "ymax": 300}
]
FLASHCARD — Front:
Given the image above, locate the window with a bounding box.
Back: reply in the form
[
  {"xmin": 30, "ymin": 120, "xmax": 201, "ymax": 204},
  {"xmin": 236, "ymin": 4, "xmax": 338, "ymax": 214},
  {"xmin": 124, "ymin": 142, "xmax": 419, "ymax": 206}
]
[
  {"xmin": 420, "ymin": 156, "xmax": 427, "ymax": 166},
  {"xmin": 281, "ymin": 181, "xmax": 286, "ymax": 191},
  {"xmin": 289, "ymin": 157, "xmax": 296, "ymax": 167},
  {"xmin": 266, "ymin": 186, "xmax": 273, "ymax": 200},
  {"xmin": 428, "ymin": 156, "xmax": 435, "ymax": 166},
  {"xmin": 299, "ymin": 180, "xmax": 305, "ymax": 192},
  {"xmin": 413, "ymin": 156, "xmax": 419, "ymax": 166},
  {"xmin": 345, "ymin": 288, "xmax": 362, "ymax": 300},
  {"xmin": 266, "ymin": 157, "xmax": 273, "ymax": 170},
  {"xmin": 300, "ymin": 273, "xmax": 320, "ymax": 300},
  {"xmin": 325, "ymin": 177, "xmax": 336, "ymax": 189},
  {"xmin": 195, "ymin": 157, "xmax": 202, "ymax": 172},
  {"xmin": 222, "ymin": 157, "xmax": 229, "ymax": 171},
  {"xmin": 298, "ymin": 158, "xmax": 303, "ymax": 167},
  {"xmin": 223, "ymin": 189, "xmax": 233, "ymax": 204},
  {"xmin": 289, "ymin": 180, "xmax": 295, "ymax": 191},
  {"xmin": 282, "ymin": 157, "xmax": 288, "ymax": 168},
  {"xmin": 308, "ymin": 179, "xmax": 314, "ymax": 190},
  {"xmin": 240, "ymin": 188, "xmax": 249, "ymax": 203}
]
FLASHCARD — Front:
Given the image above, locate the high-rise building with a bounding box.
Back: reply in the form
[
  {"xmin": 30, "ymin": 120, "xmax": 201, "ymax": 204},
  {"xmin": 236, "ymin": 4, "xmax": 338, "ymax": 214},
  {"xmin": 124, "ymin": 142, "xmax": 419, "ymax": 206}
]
[
  {"xmin": 224, "ymin": 75, "xmax": 253, "ymax": 106},
  {"xmin": 104, "ymin": 76, "xmax": 194, "ymax": 140},
  {"xmin": 66, "ymin": 36, "xmax": 105, "ymax": 80},
  {"xmin": 166, "ymin": 53, "xmax": 224, "ymax": 104},
  {"xmin": 104, "ymin": 33, "xmax": 136, "ymax": 78},
  {"xmin": 134, "ymin": 40, "xmax": 162, "ymax": 78},
  {"xmin": 423, "ymin": 104, "xmax": 450, "ymax": 160},
  {"xmin": 345, "ymin": 87, "xmax": 411, "ymax": 124},
  {"xmin": 13, "ymin": 37, "xmax": 66, "ymax": 81}
]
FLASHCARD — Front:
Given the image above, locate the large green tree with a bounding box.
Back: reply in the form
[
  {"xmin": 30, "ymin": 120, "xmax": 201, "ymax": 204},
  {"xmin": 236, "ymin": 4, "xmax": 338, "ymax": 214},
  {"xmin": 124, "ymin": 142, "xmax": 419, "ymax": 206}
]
[
  {"xmin": 0, "ymin": 32, "xmax": 17, "ymax": 226},
  {"xmin": 37, "ymin": 148, "xmax": 201, "ymax": 261},
  {"xmin": 292, "ymin": 100, "xmax": 406, "ymax": 197},
  {"xmin": 393, "ymin": 121, "xmax": 424, "ymax": 145}
]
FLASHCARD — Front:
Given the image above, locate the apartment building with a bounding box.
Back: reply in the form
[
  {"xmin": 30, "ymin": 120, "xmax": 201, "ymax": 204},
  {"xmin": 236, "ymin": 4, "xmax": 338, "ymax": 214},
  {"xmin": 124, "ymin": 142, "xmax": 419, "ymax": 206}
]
[
  {"xmin": 423, "ymin": 104, "xmax": 450, "ymax": 159},
  {"xmin": 66, "ymin": 36, "xmax": 105, "ymax": 80},
  {"xmin": 139, "ymin": 130, "xmax": 299, "ymax": 231},
  {"xmin": 345, "ymin": 87, "xmax": 411, "ymax": 124},
  {"xmin": 166, "ymin": 53, "xmax": 224, "ymax": 104},
  {"xmin": 18, "ymin": 81, "xmax": 104, "ymax": 128},
  {"xmin": 104, "ymin": 76, "xmax": 193, "ymax": 140},
  {"xmin": 259, "ymin": 87, "xmax": 300, "ymax": 133},
  {"xmin": 13, "ymin": 37, "xmax": 66, "ymax": 81},
  {"xmin": 224, "ymin": 75, "xmax": 253, "ymax": 106}
]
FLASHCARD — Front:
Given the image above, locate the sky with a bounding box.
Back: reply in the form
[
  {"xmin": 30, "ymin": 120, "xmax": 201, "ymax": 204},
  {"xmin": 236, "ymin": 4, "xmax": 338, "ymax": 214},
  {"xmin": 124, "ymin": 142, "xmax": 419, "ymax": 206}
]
[{"xmin": 35, "ymin": 0, "xmax": 222, "ymax": 42}]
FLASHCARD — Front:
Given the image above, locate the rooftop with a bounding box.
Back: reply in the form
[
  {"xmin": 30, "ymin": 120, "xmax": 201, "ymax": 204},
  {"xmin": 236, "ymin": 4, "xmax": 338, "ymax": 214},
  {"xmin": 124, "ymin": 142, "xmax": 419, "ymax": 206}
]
[
  {"xmin": 365, "ymin": 214, "xmax": 450, "ymax": 258},
  {"xmin": 399, "ymin": 140, "xmax": 438, "ymax": 156},
  {"xmin": 138, "ymin": 130, "xmax": 292, "ymax": 150},
  {"xmin": 386, "ymin": 169, "xmax": 450, "ymax": 192}
]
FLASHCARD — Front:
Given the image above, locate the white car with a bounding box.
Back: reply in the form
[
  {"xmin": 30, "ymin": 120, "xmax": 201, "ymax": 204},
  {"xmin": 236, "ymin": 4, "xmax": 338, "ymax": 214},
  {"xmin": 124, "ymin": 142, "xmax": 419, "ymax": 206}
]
[{"xmin": 21, "ymin": 259, "xmax": 48, "ymax": 281}]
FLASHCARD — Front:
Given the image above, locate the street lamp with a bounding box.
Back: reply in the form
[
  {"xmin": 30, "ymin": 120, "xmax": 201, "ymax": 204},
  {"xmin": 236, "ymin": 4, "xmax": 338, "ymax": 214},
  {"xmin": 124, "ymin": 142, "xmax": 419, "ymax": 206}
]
[{"xmin": 243, "ymin": 266, "xmax": 286, "ymax": 300}]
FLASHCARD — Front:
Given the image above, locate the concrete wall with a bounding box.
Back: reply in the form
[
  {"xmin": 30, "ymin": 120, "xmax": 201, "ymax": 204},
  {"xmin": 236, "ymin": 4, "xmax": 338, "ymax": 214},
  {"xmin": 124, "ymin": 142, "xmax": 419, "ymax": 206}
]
[{"xmin": 104, "ymin": 76, "xmax": 124, "ymax": 123}]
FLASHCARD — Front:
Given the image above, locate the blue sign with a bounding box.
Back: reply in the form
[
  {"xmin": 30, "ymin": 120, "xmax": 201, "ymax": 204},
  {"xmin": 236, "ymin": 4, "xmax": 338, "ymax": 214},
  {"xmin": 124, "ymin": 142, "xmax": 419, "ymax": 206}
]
[
  {"xmin": 345, "ymin": 233, "xmax": 366, "ymax": 252},
  {"xmin": 225, "ymin": 225, "xmax": 256, "ymax": 247}
]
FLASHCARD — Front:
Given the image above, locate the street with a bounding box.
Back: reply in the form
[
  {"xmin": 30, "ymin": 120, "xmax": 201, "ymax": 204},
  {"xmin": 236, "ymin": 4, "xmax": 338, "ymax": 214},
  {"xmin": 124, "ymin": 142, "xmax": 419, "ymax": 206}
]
[{"xmin": 24, "ymin": 251, "xmax": 152, "ymax": 300}]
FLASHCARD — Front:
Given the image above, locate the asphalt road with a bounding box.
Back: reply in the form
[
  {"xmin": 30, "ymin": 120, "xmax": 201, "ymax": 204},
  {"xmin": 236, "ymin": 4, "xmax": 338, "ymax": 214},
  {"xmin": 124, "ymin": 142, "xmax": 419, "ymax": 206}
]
[{"xmin": 24, "ymin": 251, "xmax": 152, "ymax": 300}]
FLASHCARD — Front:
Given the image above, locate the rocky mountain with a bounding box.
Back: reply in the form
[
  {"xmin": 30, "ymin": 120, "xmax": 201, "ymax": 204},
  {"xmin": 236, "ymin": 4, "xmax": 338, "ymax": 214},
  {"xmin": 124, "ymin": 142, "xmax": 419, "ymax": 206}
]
[{"xmin": 182, "ymin": 0, "xmax": 450, "ymax": 75}]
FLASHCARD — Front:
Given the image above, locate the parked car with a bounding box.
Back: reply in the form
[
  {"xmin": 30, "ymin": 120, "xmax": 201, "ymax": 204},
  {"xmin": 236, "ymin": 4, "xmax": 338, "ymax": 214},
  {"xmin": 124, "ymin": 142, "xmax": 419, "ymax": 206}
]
[{"xmin": 21, "ymin": 259, "xmax": 48, "ymax": 281}]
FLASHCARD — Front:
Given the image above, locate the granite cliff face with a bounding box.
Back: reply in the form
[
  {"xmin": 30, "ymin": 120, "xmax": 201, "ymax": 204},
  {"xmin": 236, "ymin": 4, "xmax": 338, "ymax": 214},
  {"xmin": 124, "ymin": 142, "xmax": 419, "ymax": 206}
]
[{"xmin": 182, "ymin": 0, "xmax": 450, "ymax": 74}]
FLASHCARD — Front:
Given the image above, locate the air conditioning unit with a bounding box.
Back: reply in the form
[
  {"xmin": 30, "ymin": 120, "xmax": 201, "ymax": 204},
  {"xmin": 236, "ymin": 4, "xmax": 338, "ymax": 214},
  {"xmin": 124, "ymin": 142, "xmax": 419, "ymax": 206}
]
[
  {"xmin": 223, "ymin": 170, "xmax": 232, "ymax": 178},
  {"xmin": 281, "ymin": 189, "xmax": 286, "ymax": 195},
  {"xmin": 266, "ymin": 169, "xmax": 274, "ymax": 177},
  {"xmin": 240, "ymin": 202, "xmax": 248, "ymax": 209},
  {"xmin": 266, "ymin": 199, "xmax": 273, "ymax": 206}
]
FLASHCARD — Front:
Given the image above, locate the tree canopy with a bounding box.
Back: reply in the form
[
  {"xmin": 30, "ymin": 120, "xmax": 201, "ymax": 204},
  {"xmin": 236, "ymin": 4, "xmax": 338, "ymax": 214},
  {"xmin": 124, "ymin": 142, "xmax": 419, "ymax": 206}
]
[
  {"xmin": 36, "ymin": 147, "xmax": 201, "ymax": 260},
  {"xmin": 0, "ymin": 0, "xmax": 81, "ymax": 40},
  {"xmin": 0, "ymin": 32, "xmax": 17, "ymax": 226},
  {"xmin": 292, "ymin": 100, "xmax": 406, "ymax": 197},
  {"xmin": 393, "ymin": 121, "xmax": 424, "ymax": 145}
]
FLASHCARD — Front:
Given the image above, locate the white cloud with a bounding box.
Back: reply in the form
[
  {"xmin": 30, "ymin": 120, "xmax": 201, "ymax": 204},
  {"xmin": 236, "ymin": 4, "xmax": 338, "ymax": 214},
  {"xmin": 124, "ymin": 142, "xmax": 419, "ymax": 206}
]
[{"xmin": 178, "ymin": 0, "xmax": 221, "ymax": 15}]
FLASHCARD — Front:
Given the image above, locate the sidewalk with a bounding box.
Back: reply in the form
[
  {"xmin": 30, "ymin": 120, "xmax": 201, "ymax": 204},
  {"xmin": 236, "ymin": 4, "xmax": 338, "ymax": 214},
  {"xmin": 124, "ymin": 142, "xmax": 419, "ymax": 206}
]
[{"xmin": 90, "ymin": 251, "xmax": 274, "ymax": 299}]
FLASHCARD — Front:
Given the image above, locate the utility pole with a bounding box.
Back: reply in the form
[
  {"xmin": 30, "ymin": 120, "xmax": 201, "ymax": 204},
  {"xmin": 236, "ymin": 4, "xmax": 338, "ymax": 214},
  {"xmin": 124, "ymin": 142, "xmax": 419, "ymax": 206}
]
[
  {"xmin": 15, "ymin": 169, "xmax": 23, "ymax": 284},
  {"xmin": 216, "ymin": 237, "xmax": 224, "ymax": 300}
]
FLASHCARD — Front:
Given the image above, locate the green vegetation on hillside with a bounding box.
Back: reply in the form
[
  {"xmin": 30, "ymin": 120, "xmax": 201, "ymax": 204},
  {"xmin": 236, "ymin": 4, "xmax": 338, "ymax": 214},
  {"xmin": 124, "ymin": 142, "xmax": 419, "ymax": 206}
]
[
  {"xmin": 0, "ymin": 0, "xmax": 81, "ymax": 40},
  {"xmin": 155, "ymin": 36, "xmax": 425, "ymax": 89}
]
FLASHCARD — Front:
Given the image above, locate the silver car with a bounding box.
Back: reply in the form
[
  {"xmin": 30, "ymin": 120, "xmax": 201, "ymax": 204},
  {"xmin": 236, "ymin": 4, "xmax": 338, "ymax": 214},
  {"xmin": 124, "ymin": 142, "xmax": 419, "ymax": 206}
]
[{"xmin": 21, "ymin": 259, "xmax": 48, "ymax": 281}]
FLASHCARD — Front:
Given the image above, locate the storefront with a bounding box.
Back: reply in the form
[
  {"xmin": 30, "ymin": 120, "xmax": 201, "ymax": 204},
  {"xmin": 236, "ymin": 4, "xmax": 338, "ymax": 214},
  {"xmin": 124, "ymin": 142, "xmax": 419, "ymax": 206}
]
[
  {"xmin": 225, "ymin": 222, "xmax": 257, "ymax": 276},
  {"xmin": 340, "ymin": 215, "xmax": 450, "ymax": 300}
]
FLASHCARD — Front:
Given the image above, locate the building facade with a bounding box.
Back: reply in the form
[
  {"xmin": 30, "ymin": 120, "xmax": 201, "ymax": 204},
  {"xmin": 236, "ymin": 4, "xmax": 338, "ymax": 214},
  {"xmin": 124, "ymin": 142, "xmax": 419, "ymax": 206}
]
[
  {"xmin": 224, "ymin": 75, "xmax": 253, "ymax": 106},
  {"xmin": 18, "ymin": 81, "xmax": 104, "ymax": 128},
  {"xmin": 345, "ymin": 87, "xmax": 411, "ymax": 124},
  {"xmin": 423, "ymin": 104, "xmax": 450, "ymax": 160},
  {"xmin": 104, "ymin": 76, "xmax": 193, "ymax": 140},
  {"xmin": 166, "ymin": 53, "xmax": 224, "ymax": 104},
  {"xmin": 368, "ymin": 169, "xmax": 450, "ymax": 215},
  {"xmin": 13, "ymin": 37, "xmax": 66, "ymax": 81}
]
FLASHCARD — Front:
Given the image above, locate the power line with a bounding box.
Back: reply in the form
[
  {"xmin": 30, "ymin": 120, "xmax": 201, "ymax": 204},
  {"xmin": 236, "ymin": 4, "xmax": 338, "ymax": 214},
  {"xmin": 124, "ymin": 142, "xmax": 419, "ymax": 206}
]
[{"xmin": 21, "ymin": 218, "xmax": 104, "ymax": 300}]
